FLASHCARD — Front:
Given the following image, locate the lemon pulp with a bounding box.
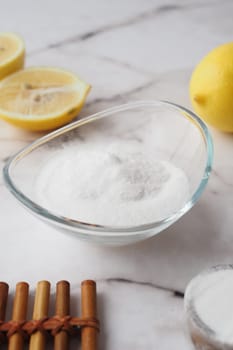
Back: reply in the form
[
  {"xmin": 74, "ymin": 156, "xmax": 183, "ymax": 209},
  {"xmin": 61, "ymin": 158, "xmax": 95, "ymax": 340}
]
[{"xmin": 0, "ymin": 67, "xmax": 91, "ymax": 130}]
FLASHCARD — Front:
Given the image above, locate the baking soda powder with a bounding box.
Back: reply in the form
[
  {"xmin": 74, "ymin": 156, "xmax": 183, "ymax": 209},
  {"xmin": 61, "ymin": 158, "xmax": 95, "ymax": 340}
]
[{"xmin": 35, "ymin": 143, "xmax": 190, "ymax": 227}]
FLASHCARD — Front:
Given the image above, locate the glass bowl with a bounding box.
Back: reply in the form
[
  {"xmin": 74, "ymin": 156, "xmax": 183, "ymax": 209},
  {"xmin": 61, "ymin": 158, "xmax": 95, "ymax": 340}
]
[{"xmin": 3, "ymin": 101, "xmax": 213, "ymax": 245}]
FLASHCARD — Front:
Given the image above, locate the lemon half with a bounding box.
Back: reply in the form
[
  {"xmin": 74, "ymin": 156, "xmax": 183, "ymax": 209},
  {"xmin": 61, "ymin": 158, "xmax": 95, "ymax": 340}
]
[
  {"xmin": 0, "ymin": 32, "xmax": 25, "ymax": 80},
  {"xmin": 0, "ymin": 67, "xmax": 91, "ymax": 130},
  {"xmin": 190, "ymin": 42, "xmax": 233, "ymax": 132}
]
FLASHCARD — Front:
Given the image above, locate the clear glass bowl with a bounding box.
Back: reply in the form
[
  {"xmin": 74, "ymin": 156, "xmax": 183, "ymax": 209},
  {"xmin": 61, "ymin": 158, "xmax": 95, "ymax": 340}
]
[{"xmin": 3, "ymin": 101, "xmax": 213, "ymax": 245}]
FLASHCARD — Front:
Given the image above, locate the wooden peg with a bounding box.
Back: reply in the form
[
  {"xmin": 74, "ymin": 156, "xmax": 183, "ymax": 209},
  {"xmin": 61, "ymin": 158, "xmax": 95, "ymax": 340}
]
[
  {"xmin": 29, "ymin": 280, "xmax": 50, "ymax": 350},
  {"xmin": 8, "ymin": 282, "xmax": 29, "ymax": 350},
  {"xmin": 54, "ymin": 280, "xmax": 70, "ymax": 350},
  {"xmin": 0, "ymin": 282, "xmax": 8, "ymax": 321},
  {"xmin": 0, "ymin": 282, "xmax": 8, "ymax": 344},
  {"xmin": 81, "ymin": 280, "xmax": 98, "ymax": 350}
]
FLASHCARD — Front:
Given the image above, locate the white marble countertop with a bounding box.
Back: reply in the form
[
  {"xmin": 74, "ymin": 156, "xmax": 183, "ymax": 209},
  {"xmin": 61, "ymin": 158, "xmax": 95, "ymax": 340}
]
[{"xmin": 0, "ymin": 0, "xmax": 233, "ymax": 349}]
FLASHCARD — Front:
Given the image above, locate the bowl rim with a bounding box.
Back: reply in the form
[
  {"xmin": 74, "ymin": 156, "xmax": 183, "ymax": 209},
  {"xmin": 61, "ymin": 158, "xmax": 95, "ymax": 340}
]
[{"xmin": 3, "ymin": 100, "xmax": 213, "ymax": 236}]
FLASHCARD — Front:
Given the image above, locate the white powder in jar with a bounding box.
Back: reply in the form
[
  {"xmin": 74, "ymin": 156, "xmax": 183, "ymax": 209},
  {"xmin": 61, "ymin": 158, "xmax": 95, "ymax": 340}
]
[
  {"xmin": 185, "ymin": 267, "xmax": 233, "ymax": 348},
  {"xmin": 35, "ymin": 142, "xmax": 190, "ymax": 227}
]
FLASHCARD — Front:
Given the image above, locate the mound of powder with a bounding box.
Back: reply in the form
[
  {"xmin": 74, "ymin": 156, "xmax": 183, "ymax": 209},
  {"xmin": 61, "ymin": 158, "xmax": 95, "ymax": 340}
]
[{"xmin": 35, "ymin": 143, "xmax": 190, "ymax": 226}]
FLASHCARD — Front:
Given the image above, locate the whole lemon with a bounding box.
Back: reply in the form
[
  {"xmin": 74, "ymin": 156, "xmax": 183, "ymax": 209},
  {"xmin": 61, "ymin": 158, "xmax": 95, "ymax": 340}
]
[{"xmin": 190, "ymin": 42, "xmax": 233, "ymax": 132}]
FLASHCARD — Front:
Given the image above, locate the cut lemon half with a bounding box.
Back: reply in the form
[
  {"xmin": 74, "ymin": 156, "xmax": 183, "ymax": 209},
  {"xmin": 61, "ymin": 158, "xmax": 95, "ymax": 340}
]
[
  {"xmin": 0, "ymin": 67, "xmax": 91, "ymax": 130},
  {"xmin": 0, "ymin": 32, "xmax": 25, "ymax": 80}
]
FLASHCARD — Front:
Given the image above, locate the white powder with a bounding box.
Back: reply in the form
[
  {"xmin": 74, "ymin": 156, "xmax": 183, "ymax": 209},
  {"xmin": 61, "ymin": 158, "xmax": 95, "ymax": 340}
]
[
  {"xmin": 186, "ymin": 268, "xmax": 233, "ymax": 346},
  {"xmin": 35, "ymin": 143, "xmax": 190, "ymax": 227}
]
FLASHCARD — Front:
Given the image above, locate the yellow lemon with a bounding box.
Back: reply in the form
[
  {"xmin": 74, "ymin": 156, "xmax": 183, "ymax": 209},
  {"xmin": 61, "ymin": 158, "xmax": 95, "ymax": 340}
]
[
  {"xmin": 0, "ymin": 32, "xmax": 25, "ymax": 80},
  {"xmin": 190, "ymin": 42, "xmax": 233, "ymax": 132},
  {"xmin": 0, "ymin": 67, "xmax": 91, "ymax": 131}
]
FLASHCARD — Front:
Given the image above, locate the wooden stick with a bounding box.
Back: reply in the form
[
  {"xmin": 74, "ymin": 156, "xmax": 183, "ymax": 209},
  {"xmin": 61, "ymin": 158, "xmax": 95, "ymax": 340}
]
[
  {"xmin": 0, "ymin": 282, "xmax": 9, "ymax": 321},
  {"xmin": 8, "ymin": 282, "xmax": 29, "ymax": 350},
  {"xmin": 0, "ymin": 281, "xmax": 8, "ymax": 344},
  {"xmin": 54, "ymin": 280, "xmax": 70, "ymax": 350},
  {"xmin": 81, "ymin": 280, "xmax": 98, "ymax": 350},
  {"xmin": 29, "ymin": 280, "xmax": 50, "ymax": 350}
]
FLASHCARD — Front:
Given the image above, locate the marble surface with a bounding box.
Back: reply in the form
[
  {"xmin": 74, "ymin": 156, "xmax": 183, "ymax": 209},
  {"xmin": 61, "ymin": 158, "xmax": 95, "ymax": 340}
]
[{"xmin": 0, "ymin": 0, "xmax": 233, "ymax": 348}]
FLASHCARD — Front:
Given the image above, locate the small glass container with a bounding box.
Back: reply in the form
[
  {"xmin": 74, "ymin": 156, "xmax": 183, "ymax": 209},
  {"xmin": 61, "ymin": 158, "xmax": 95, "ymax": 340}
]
[{"xmin": 185, "ymin": 265, "xmax": 233, "ymax": 350}]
